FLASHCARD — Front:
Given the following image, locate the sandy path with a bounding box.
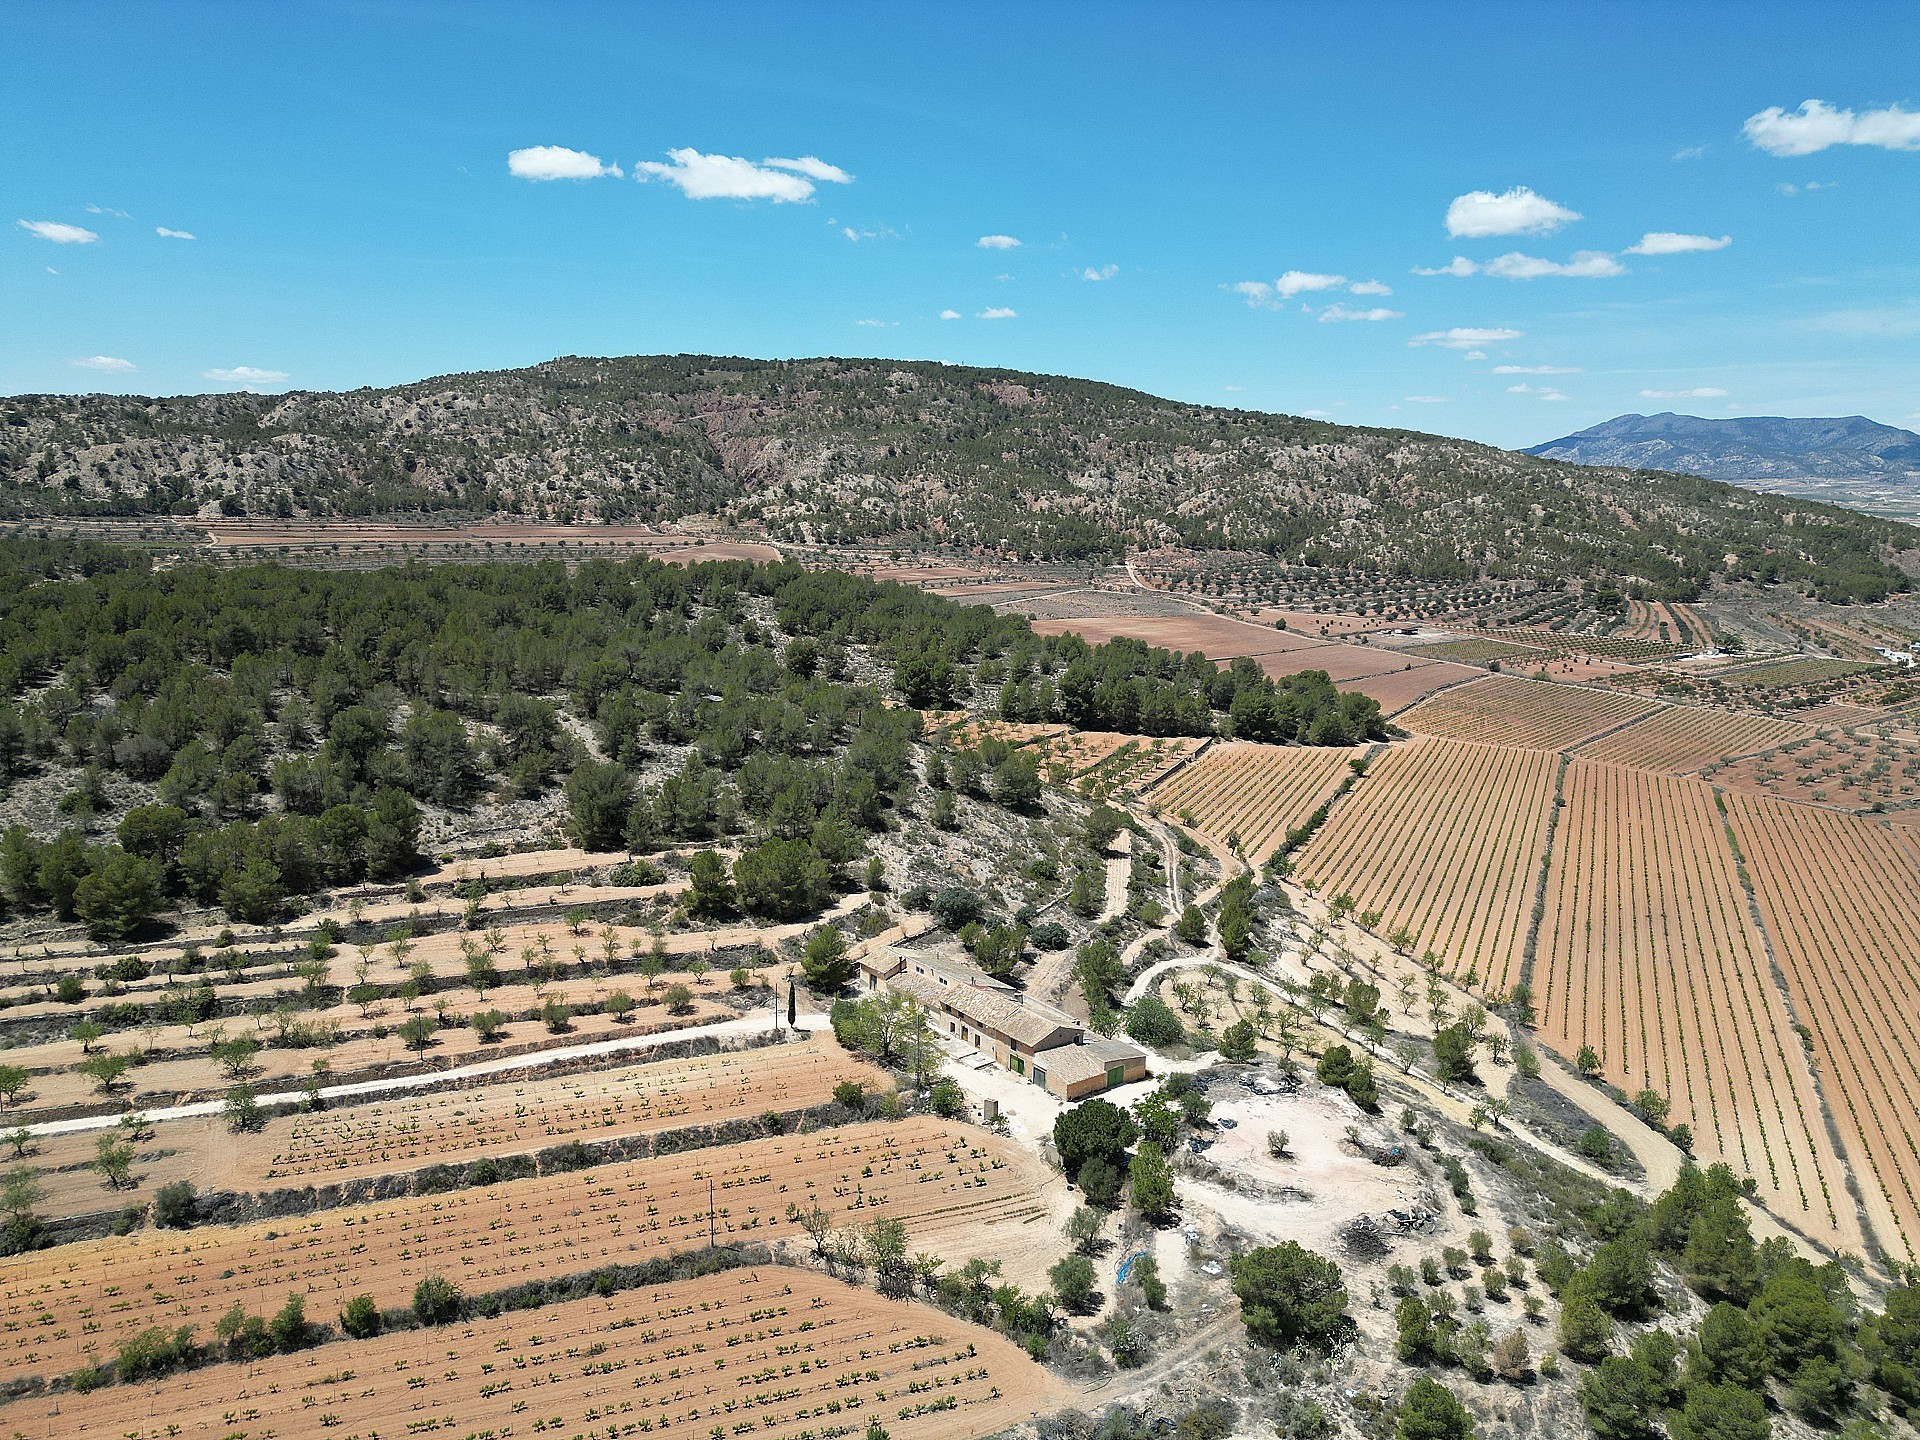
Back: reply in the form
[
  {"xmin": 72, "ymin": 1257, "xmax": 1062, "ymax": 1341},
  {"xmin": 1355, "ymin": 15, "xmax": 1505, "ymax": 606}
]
[{"xmin": 1098, "ymin": 830, "xmax": 1133, "ymax": 922}]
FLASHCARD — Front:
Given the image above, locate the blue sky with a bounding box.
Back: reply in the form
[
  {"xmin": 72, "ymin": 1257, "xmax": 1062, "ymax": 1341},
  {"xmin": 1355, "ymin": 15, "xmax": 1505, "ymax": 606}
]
[{"xmin": 4, "ymin": 1, "xmax": 1917, "ymax": 448}]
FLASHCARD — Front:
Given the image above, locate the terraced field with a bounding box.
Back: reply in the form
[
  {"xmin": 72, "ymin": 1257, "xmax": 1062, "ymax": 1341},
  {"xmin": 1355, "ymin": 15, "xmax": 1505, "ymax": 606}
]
[
  {"xmin": 2, "ymin": 1267, "xmax": 1067, "ymax": 1440},
  {"xmin": 1534, "ymin": 761, "xmax": 1858, "ymax": 1252},
  {"xmin": 0, "ymin": 1118, "xmax": 1052, "ymax": 1383},
  {"xmin": 1293, "ymin": 739, "xmax": 1557, "ymax": 997}
]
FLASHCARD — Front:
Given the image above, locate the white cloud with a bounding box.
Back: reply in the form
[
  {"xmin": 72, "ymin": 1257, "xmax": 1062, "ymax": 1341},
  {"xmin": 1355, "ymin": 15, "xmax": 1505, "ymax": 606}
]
[
  {"xmin": 1775, "ymin": 180, "xmax": 1833, "ymax": 196},
  {"xmin": 1276, "ymin": 270, "xmax": 1347, "ymax": 298},
  {"xmin": 976, "ymin": 234, "xmax": 1022, "ymax": 250},
  {"xmin": 1317, "ymin": 303, "xmax": 1403, "ymax": 323},
  {"xmin": 1673, "ymin": 145, "xmax": 1708, "ymax": 161},
  {"xmin": 18, "ymin": 219, "xmax": 98, "ymax": 244},
  {"xmin": 86, "ymin": 203, "xmax": 132, "ymax": 218},
  {"xmin": 1744, "ymin": 99, "xmax": 1920, "ymax": 156},
  {"xmin": 855, "ymin": 318, "xmax": 897, "ymax": 327},
  {"xmin": 839, "ymin": 223, "xmax": 897, "ymax": 242},
  {"xmin": 1444, "ymin": 186, "xmax": 1580, "ymax": 238},
  {"xmin": 1539, "ymin": 389, "xmax": 1570, "ymax": 402},
  {"xmin": 763, "ymin": 156, "xmax": 853, "ymax": 184},
  {"xmin": 1302, "ymin": 408, "xmax": 1332, "ymax": 417},
  {"xmin": 1626, "ymin": 231, "xmax": 1731, "ymax": 255},
  {"xmin": 977, "ymin": 307, "xmax": 1017, "ymax": 320},
  {"xmin": 1403, "ymin": 395, "xmax": 1450, "ymax": 404},
  {"xmin": 155, "ymin": 226, "xmax": 196, "ymax": 240},
  {"xmin": 1080, "ymin": 264, "xmax": 1119, "ymax": 281},
  {"xmin": 635, "ymin": 148, "xmax": 849, "ymax": 201},
  {"xmin": 1507, "ymin": 382, "xmax": 1572, "ymax": 401},
  {"xmin": 1409, "ymin": 327, "xmax": 1523, "ymax": 349},
  {"xmin": 1347, "ymin": 279, "xmax": 1393, "ymax": 296},
  {"xmin": 508, "ymin": 145, "xmax": 621, "ymax": 181},
  {"xmin": 1413, "ymin": 256, "xmax": 1478, "ymax": 277},
  {"xmin": 203, "ymin": 365, "xmax": 290, "ymax": 386},
  {"xmin": 71, "ymin": 355, "xmax": 135, "ymax": 373},
  {"xmin": 1492, "ymin": 364, "xmax": 1583, "ymax": 374},
  {"xmin": 1639, "ymin": 387, "xmax": 1729, "ymax": 399},
  {"xmin": 1483, "ymin": 250, "xmax": 1624, "ymax": 279},
  {"xmin": 1232, "ymin": 271, "xmax": 1356, "ymax": 308},
  {"xmin": 938, "ymin": 308, "xmax": 962, "ymax": 320},
  {"xmin": 1462, "ymin": 350, "xmax": 1487, "ymax": 361}
]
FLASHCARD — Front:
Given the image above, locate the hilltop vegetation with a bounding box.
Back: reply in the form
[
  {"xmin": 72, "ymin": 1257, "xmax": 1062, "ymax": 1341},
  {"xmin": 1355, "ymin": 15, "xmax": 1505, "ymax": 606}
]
[
  {"xmin": 4, "ymin": 354, "xmax": 1912, "ymax": 599},
  {"xmin": 0, "ymin": 539, "xmax": 1376, "ymax": 937}
]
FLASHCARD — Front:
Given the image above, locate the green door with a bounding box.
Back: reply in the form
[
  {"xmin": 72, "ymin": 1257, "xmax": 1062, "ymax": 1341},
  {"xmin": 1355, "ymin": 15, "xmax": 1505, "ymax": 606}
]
[{"xmin": 1106, "ymin": 1065, "xmax": 1127, "ymax": 1089}]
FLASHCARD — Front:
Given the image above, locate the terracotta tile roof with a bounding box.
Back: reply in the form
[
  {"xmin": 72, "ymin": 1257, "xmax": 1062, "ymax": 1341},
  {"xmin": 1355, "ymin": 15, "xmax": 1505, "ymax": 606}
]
[{"xmin": 891, "ymin": 971, "xmax": 1078, "ymax": 1049}]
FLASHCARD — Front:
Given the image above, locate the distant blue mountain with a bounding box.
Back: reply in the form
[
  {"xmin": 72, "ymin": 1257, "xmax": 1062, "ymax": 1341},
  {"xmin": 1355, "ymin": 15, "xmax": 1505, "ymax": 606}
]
[{"xmin": 1526, "ymin": 412, "xmax": 1920, "ymax": 485}]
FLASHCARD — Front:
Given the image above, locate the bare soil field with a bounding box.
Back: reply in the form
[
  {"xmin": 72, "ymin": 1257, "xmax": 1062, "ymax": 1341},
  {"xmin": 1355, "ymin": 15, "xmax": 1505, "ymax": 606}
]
[
  {"xmin": 1029, "ymin": 612, "xmax": 1313, "ymax": 659},
  {"xmin": 1574, "ymin": 706, "xmax": 1818, "ymax": 775},
  {"xmin": 1724, "ymin": 793, "xmax": 1920, "ymax": 1263},
  {"xmin": 1293, "ymin": 739, "xmax": 1557, "ymax": 998},
  {"xmin": 1338, "ymin": 661, "xmax": 1482, "ymax": 714},
  {"xmin": 1239, "ymin": 642, "xmax": 1426, "ymax": 684},
  {"xmin": 1245, "ymin": 608, "xmax": 1384, "ymax": 637},
  {"xmin": 6, "ymin": 1266, "xmax": 1067, "ymax": 1440},
  {"xmin": 0, "ymin": 1117, "xmax": 1055, "ymax": 1383},
  {"xmin": 1397, "ymin": 674, "xmax": 1660, "ymax": 751},
  {"xmin": 1146, "ymin": 742, "xmax": 1363, "ymax": 862},
  {"xmin": 1534, "ymin": 761, "xmax": 1858, "ymax": 1253}
]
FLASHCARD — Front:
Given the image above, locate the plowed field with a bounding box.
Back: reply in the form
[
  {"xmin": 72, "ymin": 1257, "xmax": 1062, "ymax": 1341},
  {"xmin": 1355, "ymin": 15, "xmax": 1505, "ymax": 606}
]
[
  {"xmin": 1293, "ymin": 739, "xmax": 1557, "ymax": 997},
  {"xmin": 1534, "ymin": 762, "xmax": 1857, "ymax": 1251},
  {"xmin": 1398, "ymin": 675, "xmax": 1658, "ymax": 750},
  {"xmin": 1725, "ymin": 793, "xmax": 1920, "ymax": 1263},
  {"xmin": 1576, "ymin": 706, "xmax": 1817, "ymax": 774},
  {"xmin": 1147, "ymin": 742, "xmax": 1364, "ymax": 861}
]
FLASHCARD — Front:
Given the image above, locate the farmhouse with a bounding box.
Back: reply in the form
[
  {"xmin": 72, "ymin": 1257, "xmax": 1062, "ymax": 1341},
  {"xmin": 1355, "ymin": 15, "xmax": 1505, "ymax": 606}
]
[{"xmin": 860, "ymin": 949, "xmax": 1147, "ymax": 1099}]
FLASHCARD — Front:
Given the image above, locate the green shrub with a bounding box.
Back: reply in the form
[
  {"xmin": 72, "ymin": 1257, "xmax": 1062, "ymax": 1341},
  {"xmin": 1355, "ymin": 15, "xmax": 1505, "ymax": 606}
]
[
  {"xmin": 340, "ymin": 1293, "xmax": 382, "ymax": 1338},
  {"xmin": 413, "ymin": 1274, "xmax": 463, "ymax": 1324},
  {"xmin": 152, "ymin": 1180, "xmax": 196, "ymax": 1229},
  {"xmin": 1125, "ymin": 996, "xmax": 1184, "ymax": 1048}
]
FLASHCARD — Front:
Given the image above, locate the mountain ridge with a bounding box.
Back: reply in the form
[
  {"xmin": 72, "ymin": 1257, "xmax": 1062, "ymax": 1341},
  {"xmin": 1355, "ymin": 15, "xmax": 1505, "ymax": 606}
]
[
  {"xmin": 1526, "ymin": 410, "xmax": 1920, "ymax": 484},
  {"xmin": 3, "ymin": 353, "xmax": 1913, "ymax": 601}
]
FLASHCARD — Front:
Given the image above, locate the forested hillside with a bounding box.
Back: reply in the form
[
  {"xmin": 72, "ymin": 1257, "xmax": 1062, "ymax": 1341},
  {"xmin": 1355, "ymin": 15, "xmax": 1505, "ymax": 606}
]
[
  {"xmin": 0, "ymin": 539, "xmax": 1377, "ymax": 938},
  {"xmin": 4, "ymin": 355, "xmax": 1912, "ymax": 599}
]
